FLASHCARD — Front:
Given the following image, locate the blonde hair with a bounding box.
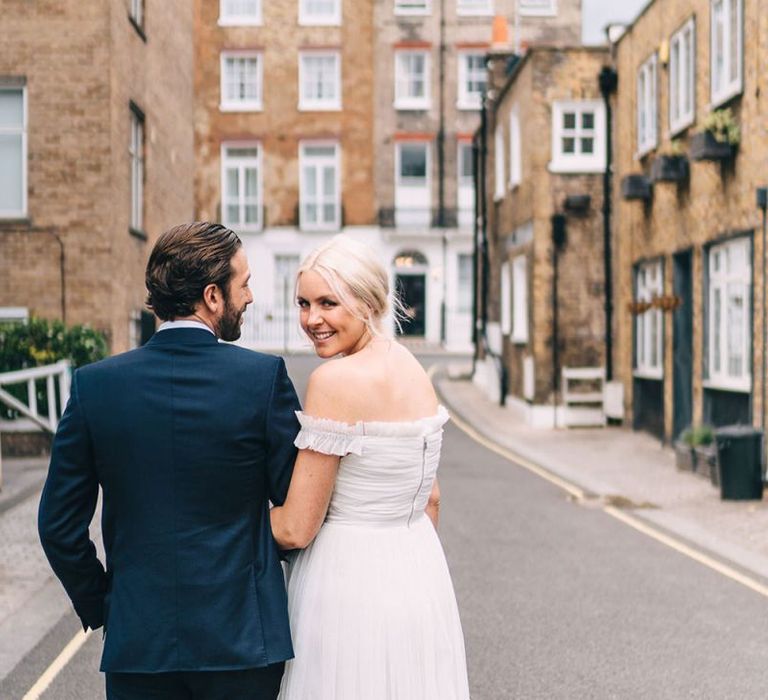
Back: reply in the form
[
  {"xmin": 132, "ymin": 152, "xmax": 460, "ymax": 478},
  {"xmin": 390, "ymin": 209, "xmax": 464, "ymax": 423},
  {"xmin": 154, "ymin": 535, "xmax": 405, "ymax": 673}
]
[{"xmin": 297, "ymin": 235, "xmax": 400, "ymax": 337}]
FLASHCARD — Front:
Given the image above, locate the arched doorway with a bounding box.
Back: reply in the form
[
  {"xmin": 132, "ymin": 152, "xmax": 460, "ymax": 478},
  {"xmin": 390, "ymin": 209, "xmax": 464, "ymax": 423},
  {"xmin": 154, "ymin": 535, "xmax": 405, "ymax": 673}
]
[{"xmin": 393, "ymin": 250, "xmax": 428, "ymax": 337}]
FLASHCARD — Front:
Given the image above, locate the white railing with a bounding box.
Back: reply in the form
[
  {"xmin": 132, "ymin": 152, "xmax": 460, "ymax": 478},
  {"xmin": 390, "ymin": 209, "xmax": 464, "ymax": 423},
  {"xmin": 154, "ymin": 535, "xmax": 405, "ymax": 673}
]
[{"xmin": 0, "ymin": 360, "xmax": 71, "ymax": 489}]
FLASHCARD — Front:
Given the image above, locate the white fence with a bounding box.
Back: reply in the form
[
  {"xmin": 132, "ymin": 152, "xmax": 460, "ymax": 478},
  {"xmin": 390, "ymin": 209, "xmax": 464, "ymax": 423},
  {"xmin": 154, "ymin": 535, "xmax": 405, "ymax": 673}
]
[{"xmin": 0, "ymin": 360, "xmax": 71, "ymax": 489}]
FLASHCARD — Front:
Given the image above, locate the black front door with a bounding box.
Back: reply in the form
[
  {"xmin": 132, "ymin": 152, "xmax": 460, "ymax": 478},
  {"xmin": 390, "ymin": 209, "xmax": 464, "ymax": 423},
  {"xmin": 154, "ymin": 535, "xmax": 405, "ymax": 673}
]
[
  {"xmin": 396, "ymin": 274, "xmax": 426, "ymax": 336},
  {"xmin": 672, "ymin": 250, "xmax": 693, "ymax": 439}
]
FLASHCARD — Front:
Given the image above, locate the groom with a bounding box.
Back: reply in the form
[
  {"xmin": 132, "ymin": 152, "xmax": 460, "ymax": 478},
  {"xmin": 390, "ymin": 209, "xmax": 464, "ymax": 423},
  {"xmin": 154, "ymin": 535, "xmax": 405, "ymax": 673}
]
[{"xmin": 38, "ymin": 222, "xmax": 301, "ymax": 699}]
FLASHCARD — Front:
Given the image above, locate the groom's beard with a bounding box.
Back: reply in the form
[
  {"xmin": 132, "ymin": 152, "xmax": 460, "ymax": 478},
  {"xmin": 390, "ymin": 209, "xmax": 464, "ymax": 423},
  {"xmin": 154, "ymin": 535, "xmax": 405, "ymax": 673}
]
[{"xmin": 216, "ymin": 296, "xmax": 246, "ymax": 341}]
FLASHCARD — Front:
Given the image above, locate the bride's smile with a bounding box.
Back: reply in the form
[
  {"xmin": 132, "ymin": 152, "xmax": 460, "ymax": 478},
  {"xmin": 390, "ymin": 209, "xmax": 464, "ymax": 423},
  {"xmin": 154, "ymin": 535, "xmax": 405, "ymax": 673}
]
[{"xmin": 296, "ymin": 269, "xmax": 372, "ymax": 357}]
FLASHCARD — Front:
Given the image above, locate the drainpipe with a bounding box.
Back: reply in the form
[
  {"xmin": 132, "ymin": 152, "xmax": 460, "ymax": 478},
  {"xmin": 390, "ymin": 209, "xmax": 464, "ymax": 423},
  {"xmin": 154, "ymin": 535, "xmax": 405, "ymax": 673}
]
[
  {"xmin": 436, "ymin": 0, "xmax": 446, "ymax": 227},
  {"xmin": 599, "ymin": 65, "xmax": 618, "ymax": 381},
  {"xmin": 471, "ymin": 133, "xmax": 480, "ymax": 368}
]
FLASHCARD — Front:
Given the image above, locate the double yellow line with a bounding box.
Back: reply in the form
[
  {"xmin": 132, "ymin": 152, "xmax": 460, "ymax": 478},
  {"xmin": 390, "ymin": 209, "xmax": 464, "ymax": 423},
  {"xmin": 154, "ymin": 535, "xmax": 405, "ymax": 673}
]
[{"xmin": 433, "ymin": 364, "xmax": 768, "ymax": 600}]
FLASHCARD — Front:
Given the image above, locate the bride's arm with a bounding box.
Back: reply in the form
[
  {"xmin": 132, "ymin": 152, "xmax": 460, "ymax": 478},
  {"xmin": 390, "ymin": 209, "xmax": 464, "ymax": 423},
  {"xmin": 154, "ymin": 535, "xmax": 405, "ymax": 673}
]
[
  {"xmin": 270, "ymin": 366, "xmax": 342, "ymax": 550},
  {"xmin": 270, "ymin": 449, "xmax": 339, "ymax": 550},
  {"xmin": 426, "ymin": 478, "xmax": 440, "ymax": 530}
]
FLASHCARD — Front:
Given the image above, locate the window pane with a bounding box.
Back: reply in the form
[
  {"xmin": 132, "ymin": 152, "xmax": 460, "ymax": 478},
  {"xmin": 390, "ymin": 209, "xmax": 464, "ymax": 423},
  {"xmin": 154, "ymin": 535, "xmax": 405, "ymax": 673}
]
[
  {"xmin": 460, "ymin": 143, "xmax": 473, "ymax": 178},
  {"xmin": 245, "ymin": 205, "xmax": 259, "ymax": 223},
  {"xmin": 713, "ymin": 287, "xmax": 722, "ymax": 372},
  {"xmin": 227, "ymin": 147, "xmax": 259, "ymax": 158},
  {"xmin": 304, "ymin": 166, "xmax": 317, "ymax": 196},
  {"xmin": 457, "ymin": 254, "xmax": 472, "ymax": 312},
  {"xmin": 0, "ymin": 90, "xmax": 23, "ymax": 128},
  {"xmin": 581, "ymin": 112, "xmax": 594, "ymax": 130},
  {"xmin": 323, "ymin": 203, "xmax": 336, "ymax": 222},
  {"xmin": 562, "ymin": 137, "xmax": 575, "ymax": 153},
  {"xmin": 727, "ymin": 282, "xmax": 745, "ymax": 376},
  {"xmin": 244, "ymin": 168, "xmax": 258, "ymax": 196},
  {"xmin": 226, "ymin": 168, "xmax": 239, "ymax": 198},
  {"xmin": 0, "ymin": 134, "xmax": 23, "ymax": 211},
  {"xmin": 322, "ymin": 166, "xmax": 335, "ymax": 196},
  {"xmin": 304, "ymin": 203, "xmax": 317, "ymax": 223},
  {"xmin": 729, "ymin": 0, "xmax": 739, "ymax": 83},
  {"xmin": 400, "ymin": 144, "xmax": 427, "ymax": 178},
  {"xmin": 563, "ymin": 112, "xmax": 576, "ymax": 130},
  {"xmin": 304, "ymin": 145, "xmax": 335, "ymax": 158},
  {"xmin": 580, "ymin": 137, "xmax": 594, "ymax": 154}
]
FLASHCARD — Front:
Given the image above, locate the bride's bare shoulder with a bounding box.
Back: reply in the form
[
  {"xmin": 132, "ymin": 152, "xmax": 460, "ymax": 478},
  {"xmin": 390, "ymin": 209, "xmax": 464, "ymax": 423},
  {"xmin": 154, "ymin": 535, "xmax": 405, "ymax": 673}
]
[{"xmin": 303, "ymin": 357, "xmax": 368, "ymax": 420}]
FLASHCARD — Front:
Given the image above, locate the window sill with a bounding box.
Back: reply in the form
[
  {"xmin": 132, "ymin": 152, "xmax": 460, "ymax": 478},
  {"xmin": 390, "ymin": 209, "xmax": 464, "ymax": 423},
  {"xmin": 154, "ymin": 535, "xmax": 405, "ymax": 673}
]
[
  {"xmin": 394, "ymin": 100, "xmax": 431, "ymax": 111},
  {"xmin": 456, "ymin": 100, "xmax": 481, "ymax": 111},
  {"xmin": 519, "ymin": 9, "xmax": 557, "ymax": 16},
  {"xmin": 548, "ymin": 159, "xmax": 605, "ymax": 174},
  {"xmin": 635, "ymin": 143, "xmax": 657, "ymax": 160},
  {"xmin": 298, "ymin": 17, "xmax": 342, "ymax": 26},
  {"xmin": 298, "ymin": 103, "xmax": 342, "ymax": 112},
  {"xmin": 219, "ymin": 103, "xmax": 263, "ymax": 112},
  {"xmin": 703, "ymin": 379, "xmax": 751, "ymax": 394},
  {"xmin": 129, "ymin": 227, "xmax": 148, "ymax": 241},
  {"xmin": 394, "ymin": 10, "xmax": 431, "ymax": 17},
  {"xmin": 710, "ymin": 84, "xmax": 744, "ymax": 111},
  {"xmin": 669, "ymin": 115, "xmax": 695, "ymax": 138},
  {"xmin": 0, "ymin": 216, "xmax": 31, "ymax": 228},
  {"xmin": 456, "ymin": 9, "xmax": 493, "ymax": 16},
  {"xmin": 510, "ymin": 335, "xmax": 528, "ymax": 345},
  {"xmin": 633, "ymin": 369, "xmax": 663, "ymax": 381},
  {"xmin": 128, "ymin": 15, "xmax": 147, "ymax": 42},
  {"xmin": 300, "ymin": 224, "xmax": 341, "ymax": 233},
  {"xmin": 223, "ymin": 223, "xmax": 263, "ymax": 233},
  {"xmin": 218, "ymin": 17, "xmax": 263, "ymax": 26}
]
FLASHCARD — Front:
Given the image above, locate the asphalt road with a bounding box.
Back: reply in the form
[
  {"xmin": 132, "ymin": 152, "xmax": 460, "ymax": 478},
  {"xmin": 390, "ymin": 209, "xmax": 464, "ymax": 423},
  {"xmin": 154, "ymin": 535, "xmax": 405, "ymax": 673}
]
[{"xmin": 5, "ymin": 353, "xmax": 768, "ymax": 698}]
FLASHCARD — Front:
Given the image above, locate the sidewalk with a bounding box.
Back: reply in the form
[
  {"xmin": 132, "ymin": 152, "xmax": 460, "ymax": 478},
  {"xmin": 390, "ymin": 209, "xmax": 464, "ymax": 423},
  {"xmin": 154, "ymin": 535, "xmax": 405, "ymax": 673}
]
[{"xmin": 436, "ymin": 367, "xmax": 768, "ymax": 583}]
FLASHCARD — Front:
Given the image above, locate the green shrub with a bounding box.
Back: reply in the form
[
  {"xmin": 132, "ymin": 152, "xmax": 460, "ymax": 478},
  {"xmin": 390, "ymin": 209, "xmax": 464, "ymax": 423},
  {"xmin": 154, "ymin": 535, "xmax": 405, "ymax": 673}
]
[
  {"xmin": 0, "ymin": 318, "xmax": 108, "ymax": 419},
  {"xmin": 681, "ymin": 424, "xmax": 715, "ymax": 447}
]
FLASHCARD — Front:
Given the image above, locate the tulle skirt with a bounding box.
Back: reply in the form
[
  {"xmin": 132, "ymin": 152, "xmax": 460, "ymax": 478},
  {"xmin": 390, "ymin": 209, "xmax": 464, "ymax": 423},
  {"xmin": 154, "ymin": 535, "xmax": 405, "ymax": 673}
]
[{"xmin": 278, "ymin": 515, "xmax": 470, "ymax": 700}]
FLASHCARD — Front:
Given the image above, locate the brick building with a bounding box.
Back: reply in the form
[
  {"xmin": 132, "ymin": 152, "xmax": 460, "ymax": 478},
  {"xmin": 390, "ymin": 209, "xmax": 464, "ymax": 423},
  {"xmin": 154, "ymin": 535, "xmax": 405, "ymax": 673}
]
[
  {"xmin": 612, "ymin": 0, "xmax": 768, "ymax": 441},
  {"xmin": 373, "ymin": 0, "xmax": 582, "ymax": 350},
  {"xmin": 194, "ymin": 0, "xmax": 378, "ymax": 349},
  {"xmin": 194, "ymin": 0, "xmax": 582, "ymax": 352},
  {"xmin": 0, "ymin": 0, "xmax": 195, "ymax": 352},
  {"xmin": 475, "ymin": 44, "xmax": 610, "ymax": 426}
]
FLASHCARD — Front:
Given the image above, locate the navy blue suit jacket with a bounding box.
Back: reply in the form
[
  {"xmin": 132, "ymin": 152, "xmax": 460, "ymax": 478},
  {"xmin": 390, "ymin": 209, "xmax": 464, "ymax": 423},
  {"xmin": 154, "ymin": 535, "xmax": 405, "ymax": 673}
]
[{"xmin": 38, "ymin": 328, "xmax": 301, "ymax": 673}]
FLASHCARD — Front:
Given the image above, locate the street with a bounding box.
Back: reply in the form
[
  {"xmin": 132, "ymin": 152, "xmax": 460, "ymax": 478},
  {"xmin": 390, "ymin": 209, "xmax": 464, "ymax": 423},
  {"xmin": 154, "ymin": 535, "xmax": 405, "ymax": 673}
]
[{"xmin": 3, "ymin": 353, "xmax": 768, "ymax": 698}]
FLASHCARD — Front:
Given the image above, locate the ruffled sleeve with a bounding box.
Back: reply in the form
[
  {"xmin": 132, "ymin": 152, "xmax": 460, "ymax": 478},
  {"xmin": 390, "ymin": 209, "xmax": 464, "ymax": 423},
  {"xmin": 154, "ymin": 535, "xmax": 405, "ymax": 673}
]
[{"xmin": 294, "ymin": 411, "xmax": 365, "ymax": 456}]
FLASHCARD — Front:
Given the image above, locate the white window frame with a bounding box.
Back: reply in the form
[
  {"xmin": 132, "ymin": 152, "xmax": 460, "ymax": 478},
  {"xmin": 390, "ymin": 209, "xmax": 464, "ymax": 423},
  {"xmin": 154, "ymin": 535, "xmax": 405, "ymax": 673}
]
[
  {"xmin": 549, "ymin": 100, "xmax": 605, "ymax": 174},
  {"xmin": 511, "ymin": 254, "xmax": 528, "ymax": 343},
  {"xmin": 518, "ymin": 0, "xmax": 557, "ymax": 16},
  {"xmin": 299, "ymin": 142, "xmax": 341, "ymax": 231},
  {"xmin": 669, "ymin": 17, "xmax": 696, "ymax": 135},
  {"xmin": 494, "ymin": 123, "xmax": 505, "ymax": 200},
  {"xmin": 218, "ymin": 0, "xmax": 262, "ymax": 25},
  {"xmin": 500, "ymin": 261, "xmax": 512, "ymax": 336},
  {"xmin": 394, "ymin": 50, "xmax": 431, "ymax": 110},
  {"xmin": 395, "ymin": 140, "xmax": 431, "ymax": 226},
  {"xmin": 395, "ymin": 0, "xmax": 431, "ymax": 15},
  {"xmin": 0, "ymin": 307, "xmax": 28, "ymax": 324},
  {"xmin": 129, "ymin": 107, "xmax": 144, "ymax": 233},
  {"xmin": 457, "ymin": 52, "xmax": 486, "ymax": 110},
  {"xmin": 710, "ymin": 0, "xmax": 743, "ymax": 107},
  {"xmin": 0, "ymin": 85, "xmax": 27, "ymax": 219},
  {"xmin": 509, "ymin": 105, "xmax": 521, "ymax": 188},
  {"xmin": 221, "ymin": 142, "xmax": 263, "ymax": 231},
  {"xmin": 634, "ymin": 260, "xmax": 664, "ymax": 380},
  {"xmin": 299, "ymin": 51, "xmax": 341, "ymax": 111},
  {"xmin": 220, "ymin": 51, "xmax": 263, "ymax": 112},
  {"xmin": 705, "ymin": 237, "xmax": 752, "ymax": 392},
  {"xmin": 636, "ymin": 53, "xmax": 658, "ymax": 156},
  {"xmin": 456, "ymin": 0, "xmax": 493, "ymax": 16},
  {"xmin": 299, "ymin": 0, "xmax": 341, "ymax": 26}
]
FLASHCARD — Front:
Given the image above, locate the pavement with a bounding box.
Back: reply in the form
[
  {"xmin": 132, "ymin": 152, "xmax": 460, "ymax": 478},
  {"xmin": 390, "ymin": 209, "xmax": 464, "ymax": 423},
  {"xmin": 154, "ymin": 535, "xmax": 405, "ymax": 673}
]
[{"xmin": 435, "ymin": 363, "xmax": 768, "ymax": 585}]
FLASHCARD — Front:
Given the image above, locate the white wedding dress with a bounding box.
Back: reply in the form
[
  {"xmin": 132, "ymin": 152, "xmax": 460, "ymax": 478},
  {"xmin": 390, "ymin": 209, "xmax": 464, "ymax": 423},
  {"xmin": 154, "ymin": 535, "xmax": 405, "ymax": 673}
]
[{"xmin": 278, "ymin": 405, "xmax": 470, "ymax": 700}]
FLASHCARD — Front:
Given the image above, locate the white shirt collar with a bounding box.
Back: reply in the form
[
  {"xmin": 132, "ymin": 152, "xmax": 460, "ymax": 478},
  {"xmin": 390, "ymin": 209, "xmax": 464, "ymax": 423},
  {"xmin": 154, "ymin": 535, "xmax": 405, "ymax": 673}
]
[{"xmin": 157, "ymin": 320, "xmax": 215, "ymax": 335}]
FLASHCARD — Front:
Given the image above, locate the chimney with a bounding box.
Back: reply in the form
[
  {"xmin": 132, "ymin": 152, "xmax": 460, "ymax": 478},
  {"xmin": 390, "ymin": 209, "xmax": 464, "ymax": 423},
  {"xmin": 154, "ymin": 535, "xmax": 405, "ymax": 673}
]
[{"xmin": 491, "ymin": 15, "xmax": 510, "ymax": 50}]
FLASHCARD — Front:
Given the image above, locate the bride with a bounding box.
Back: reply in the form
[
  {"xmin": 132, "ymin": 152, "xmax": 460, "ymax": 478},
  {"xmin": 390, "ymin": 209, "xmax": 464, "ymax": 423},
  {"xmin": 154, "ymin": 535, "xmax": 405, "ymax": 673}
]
[{"xmin": 270, "ymin": 235, "xmax": 470, "ymax": 700}]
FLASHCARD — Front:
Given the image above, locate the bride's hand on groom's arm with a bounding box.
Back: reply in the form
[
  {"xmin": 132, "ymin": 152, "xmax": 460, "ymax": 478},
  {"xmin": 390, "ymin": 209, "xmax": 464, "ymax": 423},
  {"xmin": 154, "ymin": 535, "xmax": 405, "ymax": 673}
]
[
  {"xmin": 270, "ymin": 369, "xmax": 341, "ymax": 550},
  {"xmin": 270, "ymin": 448, "xmax": 339, "ymax": 549}
]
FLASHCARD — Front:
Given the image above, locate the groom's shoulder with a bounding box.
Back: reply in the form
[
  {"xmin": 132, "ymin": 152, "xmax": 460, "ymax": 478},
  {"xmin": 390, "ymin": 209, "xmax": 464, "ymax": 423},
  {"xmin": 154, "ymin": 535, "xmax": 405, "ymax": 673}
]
[{"xmin": 216, "ymin": 343, "xmax": 284, "ymax": 370}]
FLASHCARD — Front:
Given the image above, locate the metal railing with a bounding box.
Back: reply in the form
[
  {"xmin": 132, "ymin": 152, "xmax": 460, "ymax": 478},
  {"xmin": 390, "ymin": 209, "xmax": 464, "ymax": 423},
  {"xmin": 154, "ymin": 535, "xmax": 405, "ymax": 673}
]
[
  {"xmin": 0, "ymin": 360, "xmax": 71, "ymax": 489},
  {"xmin": 239, "ymin": 303, "xmax": 309, "ymax": 353}
]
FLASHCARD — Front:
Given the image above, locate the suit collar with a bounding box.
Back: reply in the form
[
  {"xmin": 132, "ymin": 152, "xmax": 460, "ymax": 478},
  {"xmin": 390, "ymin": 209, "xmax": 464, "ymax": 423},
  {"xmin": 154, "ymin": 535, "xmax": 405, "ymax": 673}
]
[{"xmin": 145, "ymin": 327, "xmax": 220, "ymax": 346}]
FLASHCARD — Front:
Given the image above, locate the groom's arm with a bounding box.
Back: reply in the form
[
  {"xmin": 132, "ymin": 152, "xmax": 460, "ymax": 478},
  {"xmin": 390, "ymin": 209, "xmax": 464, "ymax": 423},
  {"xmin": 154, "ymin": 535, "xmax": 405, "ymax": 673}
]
[
  {"xmin": 264, "ymin": 357, "xmax": 301, "ymax": 506},
  {"xmin": 38, "ymin": 370, "xmax": 107, "ymax": 631}
]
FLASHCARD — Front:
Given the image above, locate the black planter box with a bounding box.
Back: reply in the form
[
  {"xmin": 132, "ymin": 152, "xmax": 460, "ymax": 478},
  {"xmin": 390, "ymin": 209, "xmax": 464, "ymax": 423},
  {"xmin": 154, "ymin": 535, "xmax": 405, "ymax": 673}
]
[
  {"xmin": 690, "ymin": 131, "xmax": 736, "ymax": 161},
  {"xmin": 621, "ymin": 174, "xmax": 652, "ymax": 201},
  {"xmin": 650, "ymin": 154, "xmax": 689, "ymax": 182}
]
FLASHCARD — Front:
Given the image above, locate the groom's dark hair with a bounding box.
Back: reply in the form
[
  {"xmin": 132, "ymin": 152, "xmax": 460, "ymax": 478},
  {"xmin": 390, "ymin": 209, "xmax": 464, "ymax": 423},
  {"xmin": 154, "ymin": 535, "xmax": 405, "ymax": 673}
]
[{"xmin": 145, "ymin": 222, "xmax": 242, "ymax": 321}]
